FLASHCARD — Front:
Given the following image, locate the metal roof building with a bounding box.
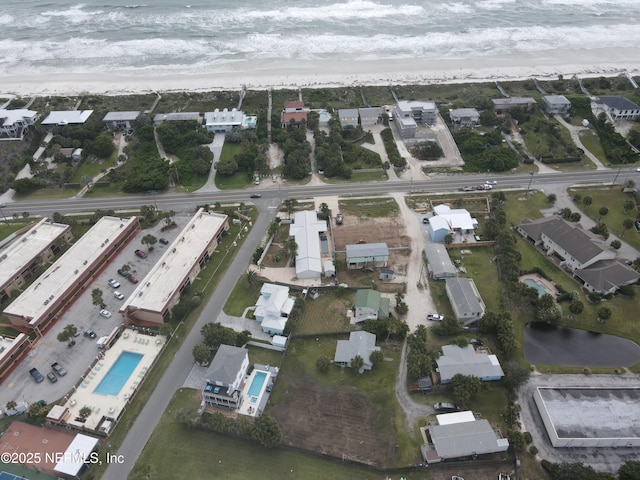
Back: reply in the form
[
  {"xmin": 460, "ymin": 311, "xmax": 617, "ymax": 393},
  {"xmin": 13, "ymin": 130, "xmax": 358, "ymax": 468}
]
[
  {"xmin": 346, "ymin": 242, "xmax": 389, "ymax": 269},
  {"xmin": 436, "ymin": 344, "xmax": 503, "ymax": 384},
  {"xmin": 290, "ymin": 211, "xmax": 326, "ymax": 279},
  {"xmin": 424, "ymin": 243, "xmax": 456, "ymax": 279},
  {"xmin": 41, "ymin": 110, "xmax": 94, "ymax": 125},
  {"xmin": 445, "ymin": 277, "xmax": 486, "ymax": 324},
  {"xmin": 334, "ymin": 331, "xmax": 380, "ymax": 373}
]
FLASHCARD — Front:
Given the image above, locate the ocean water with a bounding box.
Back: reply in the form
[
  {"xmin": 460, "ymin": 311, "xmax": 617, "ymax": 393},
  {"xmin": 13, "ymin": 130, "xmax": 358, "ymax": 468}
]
[{"xmin": 1, "ymin": 0, "xmax": 639, "ymax": 78}]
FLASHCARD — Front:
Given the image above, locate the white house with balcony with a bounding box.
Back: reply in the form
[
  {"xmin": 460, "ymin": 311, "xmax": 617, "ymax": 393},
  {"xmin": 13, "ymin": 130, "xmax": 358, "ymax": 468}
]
[
  {"xmin": 0, "ymin": 109, "xmax": 39, "ymax": 138},
  {"xmin": 202, "ymin": 345, "xmax": 249, "ymax": 410},
  {"xmin": 204, "ymin": 108, "xmax": 257, "ymax": 133},
  {"xmin": 254, "ymin": 283, "xmax": 295, "ymax": 336}
]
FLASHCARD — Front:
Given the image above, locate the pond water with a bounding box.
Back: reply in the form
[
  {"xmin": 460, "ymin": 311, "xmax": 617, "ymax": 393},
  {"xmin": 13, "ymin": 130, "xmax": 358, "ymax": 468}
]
[{"xmin": 523, "ymin": 323, "xmax": 640, "ymax": 367}]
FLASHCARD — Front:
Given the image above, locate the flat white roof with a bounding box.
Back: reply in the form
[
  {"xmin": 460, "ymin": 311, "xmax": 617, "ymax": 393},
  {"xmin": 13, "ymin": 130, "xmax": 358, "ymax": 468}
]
[
  {"xmin": 0, "ymin": 333, "xmax": 27, "ymax": 364},
  {"xmin": 121, "ymin": 209, "xmax": 227, "ymax": 314},
  {"xmin": 204, "ymin": 108, "xmax": 245, "ymax": 126},
  {"xmin": 3, "ymin": 216, "xmax": 138, "ymax": 325},
  {"xmin": 436, "ymin": 410, "xmax": 476, "ymax": 425},
  {"xmin": 0, "ymin": 218, "xmax": 70, "ymax": 288},
  {"xmin": 290, "ymin": 211, "xmax": 326, "ymax": 278},
  {"xmin": 0, "ymin": 109, "xmax": 38, "ymax": 125},
  {"xmin": 54, "ymin": 433, "xmax": 99, "ymax": 476},
  {"xmin": 103, "ymin": 111, "xmax": 141, "ymax": 121},
  {"xmin": 41, "ymin": 110, "xmax": 93, "ymax": 125}
]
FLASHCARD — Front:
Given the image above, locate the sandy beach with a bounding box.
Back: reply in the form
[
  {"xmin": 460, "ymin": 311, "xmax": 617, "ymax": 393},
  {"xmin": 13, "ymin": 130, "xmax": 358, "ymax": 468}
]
[{"xmin": 1, "ymin": 47, "xmax": 639, "ymax": 97}]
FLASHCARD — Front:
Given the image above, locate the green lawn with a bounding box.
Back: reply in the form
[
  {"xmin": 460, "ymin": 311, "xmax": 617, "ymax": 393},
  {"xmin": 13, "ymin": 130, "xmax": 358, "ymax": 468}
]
[
  {"xmin": 0, "ymin": 222, "xmax": 30, "ymax": 242},
  {"xmin": 223, "ymin": 275, "xmax": 260, "ymax": 316},
  {"xmin": 71, "ymin": 153, "xmax": 118, "ymax": 183},
  {"xmin": 295, "ymin": 291, "xmax": 353, "ymax": 334},
  {"xmin": 131, "ymin": 388, "xmax": 408, "ymax": 480},
  {"xmin": 568, "ymin": 186, "xmax": 640, "ymax": 251},
  {"xmin": 579, "ymin": 130, "xmax": 607, "ymax": 163},
  {"xmin": 215, "ymin": 171, "xmax": 249, "ymax": 190},
  {"xmin": 447, "ymin": 248, "xmax": 501, "ymax": 312},
  {"xmin": 338, "ymin": 197, "xmax": 399, "ymax": 218}
]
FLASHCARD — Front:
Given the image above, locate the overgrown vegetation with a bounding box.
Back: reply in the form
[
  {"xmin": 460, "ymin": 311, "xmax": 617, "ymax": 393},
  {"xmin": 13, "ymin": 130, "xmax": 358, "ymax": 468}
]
[
  {"xmin": 454, "ymin": 128, "xmax": 518, "ymax": 172},
  {"xmin": 380, "ymin": 128, "xmax": 406, "ymax": 168}
]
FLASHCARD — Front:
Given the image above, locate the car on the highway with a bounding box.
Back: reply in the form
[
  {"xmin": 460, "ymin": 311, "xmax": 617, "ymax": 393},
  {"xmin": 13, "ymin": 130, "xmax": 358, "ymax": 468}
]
[
  {"xmin": 46, "ymin": 372, "xmax": 58, "ymax": 383},
  {"xmin": 29, "ymin": 368, "xmax": 44, "ymax": 383},
  {"xmin": 113, "ymin": 291, "xmax": 124, "ymax": 300},
  {"xmin": 135, "ymin": 249, "xmax": 148, "ymax": 259},
  {"xmin": 250, "ymin": 194, "xmax": 262, "ymax": 198},
  {"xmin": 84, "ymin": 328, "xmax": 97, "ymax": 339},
  {"xmin": 99, "ymin": 309, "xmax": 112, "ymax": 318},
  {"xmin": 159, "ymin": 237, "xmax": 169, "ymax": 245},
  {"xmin": 486, "ymin": 180, "xmax": 497, "ymax": 185},
  {"xmin": 51, "ymin": 362, "xmax": 68, "ymax": 376},
  {"xmin": 107, "ymin": 278, "xmax": 120, "ymax": 288}
]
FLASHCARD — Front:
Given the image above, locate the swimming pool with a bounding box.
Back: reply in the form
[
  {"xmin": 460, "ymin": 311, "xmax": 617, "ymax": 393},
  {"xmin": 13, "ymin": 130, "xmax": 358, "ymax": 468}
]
[
  {"xmin": 319, "ymin": 112, "xmax": 330, "ymax": 122},
  {"xmin": 94, "ymin": 351, "xmax": 143, "ymax": 396},
  {"xmin": 248, "ymin": 371, "xmax": 267, "ymax": 397},
  {"xmin": 523, "ymin": 278, "xmax": 552, "ymax": 297}
]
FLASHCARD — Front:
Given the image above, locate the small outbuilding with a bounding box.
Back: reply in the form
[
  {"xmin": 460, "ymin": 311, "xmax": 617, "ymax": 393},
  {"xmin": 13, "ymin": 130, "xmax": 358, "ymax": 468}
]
[{"xmin": 379, "ymin": 268, "xmax": 395, "ymax": 281}]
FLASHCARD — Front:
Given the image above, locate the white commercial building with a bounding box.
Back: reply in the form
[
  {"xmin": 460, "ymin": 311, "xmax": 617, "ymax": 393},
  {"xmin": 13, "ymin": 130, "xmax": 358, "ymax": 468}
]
[{"xmin": 120, "ymin": 209, "xmax": 229, "ymax": 325}]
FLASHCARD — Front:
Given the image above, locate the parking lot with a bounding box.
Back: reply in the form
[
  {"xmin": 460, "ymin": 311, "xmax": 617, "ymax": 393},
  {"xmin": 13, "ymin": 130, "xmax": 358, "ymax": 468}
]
[{"xmin": 0, "ymin": 213, "xmax": 193, "ymax": 410}]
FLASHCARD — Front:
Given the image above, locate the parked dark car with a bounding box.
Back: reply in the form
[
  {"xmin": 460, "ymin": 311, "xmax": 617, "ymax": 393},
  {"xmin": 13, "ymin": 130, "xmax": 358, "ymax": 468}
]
[
  {"xmin": 46, "ymin": 372, "xmax": 58, "ymax": 383},
  {"xmin": 117, "ymin": 269, "xmax": 128, "ymax": 277},
  {"xmin": 84, "ymin": 328, "xmax": 97, "ymax": 339},
  {"xmin": 127, "ymin": 274, "xmax": 139, "ymax": 284},
  {"xmin": 29, "ymin": 368, "xmax": 44, "ymax": 383},
  {"xmin": 51, "ymin": 362, "xmax": 68, "ymax": 376},
  {"xmin": 434, "ymin": 402, "xmax": 461, "ymax": 413},
  {"xmin": 135, "ymin": 249, "xmax": 148, "ymax": 259},
  {"xmin": 159, "ymin": 237, "xmax": 169, "ymax": 245}
]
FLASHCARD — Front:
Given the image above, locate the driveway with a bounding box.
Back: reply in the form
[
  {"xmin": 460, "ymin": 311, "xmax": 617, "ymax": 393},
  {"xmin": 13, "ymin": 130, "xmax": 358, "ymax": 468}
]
[
  {"xmin": 197, "ymin": 134, "xmax": 225, "ymax": 193},
  {"xmin": 555, "ymin": 115, "xmax": 606, "ymax": 170}
]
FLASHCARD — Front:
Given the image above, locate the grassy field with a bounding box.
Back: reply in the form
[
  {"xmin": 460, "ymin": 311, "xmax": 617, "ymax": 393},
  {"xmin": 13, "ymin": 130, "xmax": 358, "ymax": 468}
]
[
  {"xmin": 295, "ymin": 291, "xmax": 353, "ymax": 334},
  {"xmin": 579, "ymin": 130, "xmax": 607, "ymax": 163},
  {"xmin": 0, "ymin": 222, "xmax": 30, "ymax": 241},
  {"xmin": 84, "ymin": 215, "xmax": 254, "ymax": 480},
  {"xmin": 568, "ymin": 186, "xmax": 640, "ymax": 251},
  {"xmin": 223, "ymin": 275, "xmax": 261, "ymax": 316},
  {"xmin": 132, "ymin": 388, "xmax": 414, "ymax": 480},
  {"xmin": 323, "ymin": 169, "xmax": 388, "ymax": 183},
  {"xmin": 338, "ymin": 197, "xmax": 399, "ymax": 218},
  {"xmin": 447, "ymin": 248, "xmax": 501, "ymax": 313},
  {"xmin": 71, "ymin": 153, "xmax": 118, "ymax": 183}
]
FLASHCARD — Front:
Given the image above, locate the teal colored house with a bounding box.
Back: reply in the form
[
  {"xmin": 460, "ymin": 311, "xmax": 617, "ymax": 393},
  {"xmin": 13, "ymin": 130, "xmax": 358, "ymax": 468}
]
[{"xmin": 354, "ymin": 289, "xmax": 390, "ymax": 323}]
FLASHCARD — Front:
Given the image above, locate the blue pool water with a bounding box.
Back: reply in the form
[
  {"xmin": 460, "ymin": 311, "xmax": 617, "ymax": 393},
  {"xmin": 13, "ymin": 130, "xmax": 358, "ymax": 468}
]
[
  {"xmin": 248, "ymin": 371, "xmax": 267, "ymax": 397},
  {"xmin": 94, "ymin": 351, "xmax": 143, "ymax": 396},
  {"xmin": 319, "ymin": 112, "xmax": 330, "ymax": 122},
  {"xmin": 523, "ymin": 278, "xmax": 551, "ymax": 297}
]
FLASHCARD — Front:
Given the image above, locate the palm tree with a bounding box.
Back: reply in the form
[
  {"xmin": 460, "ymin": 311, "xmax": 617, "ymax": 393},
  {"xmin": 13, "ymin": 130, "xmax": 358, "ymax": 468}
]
[
  {"xmin": 350, "ymin": 355, "xmax": 364, "ymax": 373},
  {"xmin": 91, "ymin": 288, "xmax": 104, "ymax": 308},
  {"xmin": 246, "ymin": 269, "xmax": 259, "ymax": 287}
]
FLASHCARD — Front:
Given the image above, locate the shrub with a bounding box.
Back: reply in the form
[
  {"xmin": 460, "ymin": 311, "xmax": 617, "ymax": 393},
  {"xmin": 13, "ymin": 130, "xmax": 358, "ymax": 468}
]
[
  {"xmin": 524, "ymin": 431, "xmax": 533, "ymax": 444},
  {"xmin": 529, "ymin": 445, "xmax": 539, "ymax": 455}
]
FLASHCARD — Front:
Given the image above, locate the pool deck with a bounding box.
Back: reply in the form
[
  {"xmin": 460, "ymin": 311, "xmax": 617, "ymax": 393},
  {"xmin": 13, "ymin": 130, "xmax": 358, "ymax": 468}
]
[
  {"xmin": 236, "ymin": 365, "xmax": 278, "ymax": 418},
  {"xmin": 519, "ymin": 273, "xmax": 559, "ymax": 297},
  {"xmin": 63, "ymin": 331, "xmax": 165, "ymax": 431}
]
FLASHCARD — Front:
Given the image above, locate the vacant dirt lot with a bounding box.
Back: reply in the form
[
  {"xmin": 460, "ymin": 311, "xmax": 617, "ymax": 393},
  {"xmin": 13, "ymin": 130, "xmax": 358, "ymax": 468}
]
[
  {"xmin": 269, "ymin": 374, "xmax": 396, "ymax": 467},
  {"xmin": 333, "ymin": 214, "xmax": 409, "ymax": 251}
]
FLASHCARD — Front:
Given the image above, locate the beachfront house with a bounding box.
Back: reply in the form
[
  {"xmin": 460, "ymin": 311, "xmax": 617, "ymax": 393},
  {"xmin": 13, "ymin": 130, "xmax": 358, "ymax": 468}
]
[
  {"xmin": 353, "ymin": 289, "xmax": 390, "ymax": 323},
  {"xmin": 102, "ymin": 111, "xmax": 141, "ymax": 130},
  {"xmin": 281, "ymin": 101, "xmax": 309, "ymax": 128},
  {"xmin": 41, "ymin": 110, "xmax": 93, "ymax": 127},
  {"xmin": 359, "ymin": 107, "xmax": 382, "ymax": 126},
  {"xmin": 393, "ymin": 100, "xmax": 437, "ymax": 138},
  {"xmin": 202, "ymin": 344, "xmax": 249, "ymax": 410},
  {"xmin": 253, "ymin": 283, "xmax": 295, "ymax": 336},
  {"xmin": 153, "ymin": 112, "xmax": 201, "ymax": 126},
  {"xmin": 0, "ymin": 109, "xmax": 39, "ymax": 138},
  {"xmin": 517, "ymin": 216, "xmax": 639, "ymax": 293},
  {"xmin": 204, "ymin": 108, "xmax": 257, "ymax": 133},
  {"xmin": 597, "ymin": 96, "xmax": 640, "ymax": 121},
  {"xmin": 338, "ymin": 108, "xmax": 359, "ymax": 129},
  {"xmin": 449, "ymin": 108, "xmax": 479, "ymax": 128},
  {"xmin": 445, "ymin": 277, "xmax": 486, "ymax": 325},
  {"xmin": 542, "ymin": 95, "xmax": 571, "ymax": 115},
  {"xmin": 491, "ymin": 97, "xmax": 536, "ymax": 113},
  {"xmin": 436, "ymin": 344, "xmax": 504, "ymax": 384},
  {"xmin": 334, "ymin": 331, "xmax": 380, "ymax": 373}
]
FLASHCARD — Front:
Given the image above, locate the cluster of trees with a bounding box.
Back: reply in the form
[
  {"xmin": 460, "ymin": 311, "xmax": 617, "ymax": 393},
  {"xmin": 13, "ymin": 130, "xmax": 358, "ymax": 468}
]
[
  {"xmin": 116, "ymin": 124, "xmax": 170, "ymax": 192},
  {"xmin": 541, "ymin": 459, "xmax": 640, "ymax": 480},
  {"xmin": 477, "ymin": 311, "xmax": 517, "ymax": 358},
  {"xmin": 519, "ymin": 114, "xmax": 581, "ymax": 162},
  {"xmin": 176, "ymin": 408, "xmax": 282, "ymax": 448},
  {"xmin": 361, "ymin": 314, "xmax": 409, "ymax": 341},
  {"xmin": 557, "ymin": 207, "xmax": 582, "ymax": 222},
  {"xmin": 313, "ymin": 120, "xmax": 382, "ymax": 179},
  {"xmin": 380, "ymin": 128, "xmax": 406, "ymax": 168},
  {"xmin": 451, "ymin": 373, "xmax": 483, "ymax": 406},
  {"xmin": 192, "ymin": 322, "xmax": 252, "ymax": 365},
  {"xmin": 156, "ymin": 120, "xmax": 214, "ymax": 185},
  {"xmin": 454, "ymin": 128, "xmax": 518, "ymax": 172},
  {"xmin": 485, "ymin": 208, "xmax": 521, "ymax": 283},
  {"xmin": 274, "ymin": 125, "xmax": 311, "ymax": 180},
  {"xmin": 406, "ymin": 325, "xmax": 435, "ymax": 380},
  {"xmin": 408, "ymin": 141, "xmax": 443, "ymax": 160},
  {"xmin": 215, "ymin": 129, "xmax": 269, "ymax": 178}
]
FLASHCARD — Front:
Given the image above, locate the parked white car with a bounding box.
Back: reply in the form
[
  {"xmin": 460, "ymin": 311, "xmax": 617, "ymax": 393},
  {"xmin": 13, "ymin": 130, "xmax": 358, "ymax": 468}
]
[
  {"xmin": 427, "ymin": 313, "xmax": 444, "ymax": 321},
  {"xmin": 99, "ymin": 309, "xmax": 112, "ymax": 318}
]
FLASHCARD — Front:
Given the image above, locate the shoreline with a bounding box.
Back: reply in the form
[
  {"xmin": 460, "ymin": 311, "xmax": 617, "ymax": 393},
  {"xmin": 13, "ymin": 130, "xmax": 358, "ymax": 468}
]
[{"xmin": 1, "ymin": 53, "xmax": 639, "ymax": 98}]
